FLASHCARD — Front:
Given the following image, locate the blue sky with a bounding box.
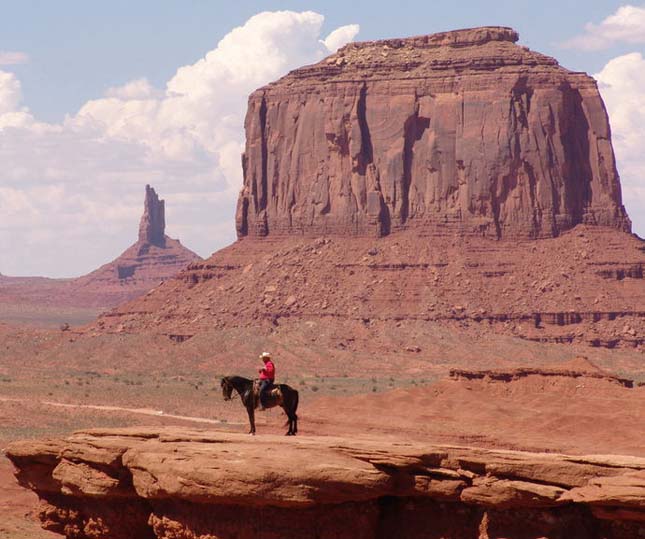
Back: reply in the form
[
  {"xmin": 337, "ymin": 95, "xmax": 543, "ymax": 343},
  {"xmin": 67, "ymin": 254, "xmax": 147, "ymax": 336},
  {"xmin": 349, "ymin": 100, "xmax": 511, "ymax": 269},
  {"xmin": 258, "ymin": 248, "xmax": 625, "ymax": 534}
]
[
  {"xmin": 1, "ymin": 2, "xmax": 644, "ymax": 276},
  {"xmin": 2, "ymin": 0, "xmax": 636, "ymax": 122}
]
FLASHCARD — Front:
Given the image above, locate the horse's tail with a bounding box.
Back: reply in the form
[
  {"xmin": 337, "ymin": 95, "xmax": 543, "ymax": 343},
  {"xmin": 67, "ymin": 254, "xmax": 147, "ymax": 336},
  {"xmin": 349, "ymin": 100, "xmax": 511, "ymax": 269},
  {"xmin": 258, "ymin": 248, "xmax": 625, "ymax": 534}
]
[
  {"xmin": 282, "ymin": 386, "xmax": 299, "ymax": 424},
  {"xmin": 293, "ymin": 388, "xmax": 299, "ymax": 418}
]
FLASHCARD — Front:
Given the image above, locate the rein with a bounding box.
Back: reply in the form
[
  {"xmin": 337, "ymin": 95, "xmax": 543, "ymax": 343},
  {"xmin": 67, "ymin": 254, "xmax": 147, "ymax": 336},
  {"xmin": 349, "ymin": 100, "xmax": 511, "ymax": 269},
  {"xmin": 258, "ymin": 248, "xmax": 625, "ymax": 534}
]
[
  {"xmin": 226, "ymin": 391, "xmax": 240, "ymax": 402},
  {"xmin": 223, "ymin": 376, "xmax": 251, "ymax": 403}
]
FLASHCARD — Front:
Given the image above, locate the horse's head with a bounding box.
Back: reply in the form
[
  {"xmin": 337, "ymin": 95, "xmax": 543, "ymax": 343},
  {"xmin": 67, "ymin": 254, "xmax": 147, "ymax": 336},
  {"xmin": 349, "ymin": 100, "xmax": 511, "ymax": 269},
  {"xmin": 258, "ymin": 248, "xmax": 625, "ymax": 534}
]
[{"xmin": 221, "ymin": 377, "xmax": 233, "ymax": 401}]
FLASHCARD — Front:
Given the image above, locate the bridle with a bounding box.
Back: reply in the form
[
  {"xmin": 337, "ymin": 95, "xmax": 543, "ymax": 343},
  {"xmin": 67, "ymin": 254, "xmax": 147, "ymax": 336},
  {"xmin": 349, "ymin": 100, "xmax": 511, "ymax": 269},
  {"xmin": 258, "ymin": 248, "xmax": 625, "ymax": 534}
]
[{"xmin": 221, "ymin": 378, "xmax": 238, "ymax": 401}]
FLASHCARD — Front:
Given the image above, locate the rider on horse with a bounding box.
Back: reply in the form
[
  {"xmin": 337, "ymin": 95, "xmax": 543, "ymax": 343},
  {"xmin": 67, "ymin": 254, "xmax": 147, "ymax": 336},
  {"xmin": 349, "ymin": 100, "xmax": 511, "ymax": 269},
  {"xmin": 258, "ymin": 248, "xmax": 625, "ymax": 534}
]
[{"xmin": 258, "ymin": 351, "xmax": 275, "ymax": 410}]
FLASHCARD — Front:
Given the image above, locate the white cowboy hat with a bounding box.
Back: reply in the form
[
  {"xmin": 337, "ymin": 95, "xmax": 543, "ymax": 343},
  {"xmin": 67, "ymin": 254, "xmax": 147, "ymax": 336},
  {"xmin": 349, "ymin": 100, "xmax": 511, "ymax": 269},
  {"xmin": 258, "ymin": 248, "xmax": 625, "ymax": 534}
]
[{"xmin": 259, "ymin": 351, "xmax": 271, "ymax": 359}]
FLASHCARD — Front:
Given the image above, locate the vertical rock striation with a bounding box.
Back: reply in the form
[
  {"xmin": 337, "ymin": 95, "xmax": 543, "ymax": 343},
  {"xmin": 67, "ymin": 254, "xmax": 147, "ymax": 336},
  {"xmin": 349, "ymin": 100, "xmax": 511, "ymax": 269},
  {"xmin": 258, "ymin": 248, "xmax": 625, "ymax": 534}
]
[
  {"xmin": 139, "ymin": 185, "xmax": 166, "ymax": 247},
  {"xmin": 236, "ymin": 26, "xmax": 631, "ymax": 240},
  {"xmin": 67, "ymin": 185, "xmax": 202, "ymax": 307}
]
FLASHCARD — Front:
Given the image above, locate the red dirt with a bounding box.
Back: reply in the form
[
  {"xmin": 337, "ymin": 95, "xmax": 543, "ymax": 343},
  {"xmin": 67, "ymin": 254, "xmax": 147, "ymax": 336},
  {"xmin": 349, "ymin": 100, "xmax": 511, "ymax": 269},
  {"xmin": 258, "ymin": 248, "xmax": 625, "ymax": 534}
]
[{"xmin": 82, "ymin": 226, "xmax": 645, "ymax": 362}]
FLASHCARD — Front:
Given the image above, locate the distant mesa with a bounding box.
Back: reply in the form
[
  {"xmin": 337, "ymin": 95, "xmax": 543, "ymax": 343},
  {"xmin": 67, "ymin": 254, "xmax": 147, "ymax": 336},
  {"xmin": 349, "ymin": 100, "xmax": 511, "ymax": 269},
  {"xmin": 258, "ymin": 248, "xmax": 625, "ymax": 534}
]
[
  {"xmin": 0, "ymin": 185, "xmax": 202, "ymax": 324},
  {"xmin": 237, "ymin": 26, "xmax": 631, "ymax": 240},
  {"xmin": 97, "ymin": 27, "xmax": 644, "ymax": 352},
  {"xmin": 74, "ymin": 184, "xmax": 202, "ymax": 298}
]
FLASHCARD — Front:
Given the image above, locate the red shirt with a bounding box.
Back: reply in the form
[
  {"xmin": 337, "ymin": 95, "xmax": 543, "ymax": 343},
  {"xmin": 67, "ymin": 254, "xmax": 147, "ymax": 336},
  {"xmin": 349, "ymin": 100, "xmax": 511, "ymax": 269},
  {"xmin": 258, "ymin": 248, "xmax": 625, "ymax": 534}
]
[{"xmin": 259, "ymin": 360, "xmax": 275, "ymax": 381}]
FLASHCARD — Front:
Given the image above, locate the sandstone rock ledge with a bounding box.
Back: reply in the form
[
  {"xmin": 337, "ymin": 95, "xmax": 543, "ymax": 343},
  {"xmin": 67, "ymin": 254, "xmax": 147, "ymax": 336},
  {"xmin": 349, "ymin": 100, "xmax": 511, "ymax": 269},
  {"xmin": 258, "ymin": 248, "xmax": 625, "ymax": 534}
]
[{"xmin": 6, "ymin": 428, "xmax": 645, "ymax": 538}]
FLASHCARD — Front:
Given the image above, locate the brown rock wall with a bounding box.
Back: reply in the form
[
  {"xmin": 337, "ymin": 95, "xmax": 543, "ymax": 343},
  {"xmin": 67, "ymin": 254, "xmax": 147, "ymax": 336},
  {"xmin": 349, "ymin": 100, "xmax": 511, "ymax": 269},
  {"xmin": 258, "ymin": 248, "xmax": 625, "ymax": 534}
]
[
  {"xmin": 237, "ymin": 27, "xmax": 630, "ymax": 240},
  {"xmin": 138, "ymin": 185, "xmax": 166, "ymax": 247}
]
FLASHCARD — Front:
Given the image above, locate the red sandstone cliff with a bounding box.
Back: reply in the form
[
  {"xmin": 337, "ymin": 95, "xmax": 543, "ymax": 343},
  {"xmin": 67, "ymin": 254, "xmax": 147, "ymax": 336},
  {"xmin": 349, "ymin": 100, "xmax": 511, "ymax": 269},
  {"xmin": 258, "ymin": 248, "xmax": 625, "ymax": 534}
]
[
  {"xmin": 236, "ymin": 26, "xmax": 631, "ymax": 240},
  {"xmin": 6, "ymin": 427, "xmax": 645, "ymax": 538},
  {"xmin": 48, "ymin": 28, "xmax": 643, "ymax": 356}
]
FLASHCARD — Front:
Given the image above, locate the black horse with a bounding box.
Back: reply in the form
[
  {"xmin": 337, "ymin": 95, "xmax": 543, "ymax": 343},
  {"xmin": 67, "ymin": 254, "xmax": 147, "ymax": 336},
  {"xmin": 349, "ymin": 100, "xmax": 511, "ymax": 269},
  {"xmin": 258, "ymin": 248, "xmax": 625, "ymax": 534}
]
[{"xmin": 220, "ymin": 375, "xmax": 299, "ymax": 435}]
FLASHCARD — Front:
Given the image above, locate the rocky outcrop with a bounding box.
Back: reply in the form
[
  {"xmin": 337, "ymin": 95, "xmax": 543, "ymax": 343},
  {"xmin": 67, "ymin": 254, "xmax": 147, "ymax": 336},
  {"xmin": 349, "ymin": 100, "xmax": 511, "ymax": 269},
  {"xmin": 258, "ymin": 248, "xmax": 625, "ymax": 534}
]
[
  {"xmin": 0, "ymin": 186, "xmax": 202, "ymax": 315},
  {"xmin": 75, "ymin": 184, "xmax": 200, "ymax": 296},
  {"xmin": 6, "ymin": 428, "xmax": 645, "ymax": 538},
  {"xmin": 449, "ymin": 357, "xmax": 635, "ymax": 387},
  {"xmin": 138, "ymin": 185, "xmax": 166, "ymax": 247},
  {"xmin": 236, "ymin": 26, "xmax": 630, "ymax": 240},
  {"xmin": 99, "ymin": 225, "xmax": 645, "ymax": 349}
]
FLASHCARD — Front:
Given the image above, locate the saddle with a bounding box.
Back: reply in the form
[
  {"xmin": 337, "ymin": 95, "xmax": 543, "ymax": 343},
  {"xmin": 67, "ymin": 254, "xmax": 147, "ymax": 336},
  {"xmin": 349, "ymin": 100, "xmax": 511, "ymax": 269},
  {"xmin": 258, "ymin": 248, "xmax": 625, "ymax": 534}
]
[{"xmin": 253, "ymin": 379, "xmax": 282, "ymax": 406}]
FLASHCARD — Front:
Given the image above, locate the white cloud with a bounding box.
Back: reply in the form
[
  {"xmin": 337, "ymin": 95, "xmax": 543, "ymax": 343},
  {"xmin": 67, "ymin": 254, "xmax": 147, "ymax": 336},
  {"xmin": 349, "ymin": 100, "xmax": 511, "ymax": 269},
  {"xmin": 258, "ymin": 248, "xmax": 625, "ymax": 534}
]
[
  {"xmin": 104, "ymin": 78, "xmax": 160, "ymax": 100},
  {"xmin": 0, "ymin": 70, "xmax": 36, "ymax": 128},
  {"xmin": 563, "ymin": 4, "xmax": 645, "ymax": 50},
  {"xmin": 322, "ymin": 24, "xmax": 361, "ymax": 52},
  {"xmin": 0, "ymin": 70, "xmax": 24, "ymax": 115},
  {"xmin": 595, "ymin": 52, "xmax": 645, "ymax": 235},
  {"xmin": 0, "ymin": 51, "xmax": 29, "ymax": 65},
  {"xmin": 0, "ymin": 11, "xmax": 359, "ymax": 277}
]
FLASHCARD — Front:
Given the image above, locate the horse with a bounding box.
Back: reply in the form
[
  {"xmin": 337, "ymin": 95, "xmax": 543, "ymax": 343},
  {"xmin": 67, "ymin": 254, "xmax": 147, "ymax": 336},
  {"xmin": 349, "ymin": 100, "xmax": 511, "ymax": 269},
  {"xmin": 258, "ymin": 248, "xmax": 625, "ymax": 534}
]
[{"xmin": 220, "ymin": 375, "xmax": 299, "ymax": 435}]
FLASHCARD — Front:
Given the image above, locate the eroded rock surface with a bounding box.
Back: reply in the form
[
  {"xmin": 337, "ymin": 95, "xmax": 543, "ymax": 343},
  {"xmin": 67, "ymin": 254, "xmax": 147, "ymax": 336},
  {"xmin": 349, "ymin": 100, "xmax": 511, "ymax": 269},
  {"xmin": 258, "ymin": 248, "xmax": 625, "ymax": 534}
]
[
  {"xmin": 97, "ymin": 225, "xmax": 645, "ymax": 350},
  {"xmin": 237, "ymin": 26, "xmax": 630, "ymax": 240},
  {"xmin": 6, "ymin": 427, "xmax": 645, "ymax": 538},
  {"xmin": 78, "ymin": 29, "xmax": 643, "ymax": 352},
  {"xmin": 138, "ymin": 185, "xmax": 166, "ymax": 247}
]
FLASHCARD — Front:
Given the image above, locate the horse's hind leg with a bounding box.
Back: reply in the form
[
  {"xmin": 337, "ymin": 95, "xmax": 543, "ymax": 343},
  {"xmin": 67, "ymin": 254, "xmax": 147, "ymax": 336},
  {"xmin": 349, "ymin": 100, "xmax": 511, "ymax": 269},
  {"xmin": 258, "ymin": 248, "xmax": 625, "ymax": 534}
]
[
  {"xmin": 289, "ymin": 409, "xmax": 298, "ymax": 436},
  {"xmin": 246, "ymin": 405, "xmax": 256, "ymax": 435},
  {"xmin": 281, "ymin": 404, "xmax": 294, "ymax": 436}
]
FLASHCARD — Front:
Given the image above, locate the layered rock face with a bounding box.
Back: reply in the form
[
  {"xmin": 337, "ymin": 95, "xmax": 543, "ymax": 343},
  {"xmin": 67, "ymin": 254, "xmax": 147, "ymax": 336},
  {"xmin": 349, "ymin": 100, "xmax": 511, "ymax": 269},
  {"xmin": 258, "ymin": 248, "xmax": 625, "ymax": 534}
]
[
  {"xmin": 236, "ymin": 26, "xmax": 630, "ymax": 240},
  {"xmin": 100, "ymin": 226, "xmax": 645, "ymax": 349},
  {"xmin": 7, "ymin": 428, "xmax": 645, "ymax": 539},
  {"xmin": 138, "ymin": 185, "xmax": 166, "ymax": 247}
]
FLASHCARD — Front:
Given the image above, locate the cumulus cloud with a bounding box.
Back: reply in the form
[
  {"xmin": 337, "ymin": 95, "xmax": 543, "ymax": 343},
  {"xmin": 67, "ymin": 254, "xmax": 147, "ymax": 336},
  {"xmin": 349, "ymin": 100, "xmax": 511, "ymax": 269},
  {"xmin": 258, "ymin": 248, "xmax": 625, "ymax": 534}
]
[
  {"xmin": 595, "ymin": 52, "xmax": 645, "ymax": 235},
  {"xmin": 0, "ymin": 11, "xmax": 359, "ymax": 277},
  {"xmin": 0, "ymin": 71, "xmax": 24, "ymax": 115},
  {"xmin": 0, "ymin": 51, "xmax": 29, "ymax": 65},
  {"xmin": 0, "ymin": 70, "xmax": 36, "ymax": 128},
  {"xmin": 322, "ymin": 24, "xmax": 361, "ymax": 52},
  {"xmin": 563, "ymin": 4, "xmax": 645, "ymax": 50},
  {"xmin": 104, "ymin": 78, "xmax": 160, "ymax": 100}
]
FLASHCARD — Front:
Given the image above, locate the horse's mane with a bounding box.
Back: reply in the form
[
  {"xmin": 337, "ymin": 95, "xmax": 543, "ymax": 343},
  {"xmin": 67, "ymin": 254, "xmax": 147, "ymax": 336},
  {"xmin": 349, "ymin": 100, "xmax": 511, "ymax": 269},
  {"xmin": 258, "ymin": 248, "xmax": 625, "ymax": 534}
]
[{"xmin": 224, "ymin": 375, "xmax": 252, "ymax": 385}]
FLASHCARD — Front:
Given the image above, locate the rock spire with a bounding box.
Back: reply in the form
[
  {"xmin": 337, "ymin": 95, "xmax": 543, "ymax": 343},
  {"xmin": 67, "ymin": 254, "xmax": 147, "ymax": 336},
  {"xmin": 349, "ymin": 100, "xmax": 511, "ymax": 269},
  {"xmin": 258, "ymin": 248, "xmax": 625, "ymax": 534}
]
[{"xmin": 138, "ymin": 184, "xmax": 166, "ymax": 247}]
